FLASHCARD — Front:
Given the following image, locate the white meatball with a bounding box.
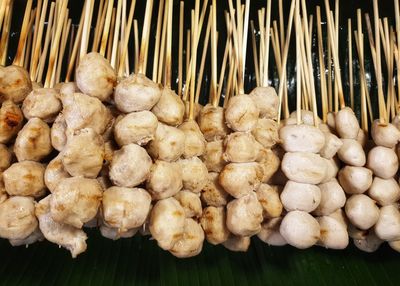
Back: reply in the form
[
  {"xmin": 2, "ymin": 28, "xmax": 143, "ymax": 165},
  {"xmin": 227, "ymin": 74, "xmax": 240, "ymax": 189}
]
[
  {"xmin": 368, "ymin": 177, "xmax": 400, "ymax": 206},
  {"xmin": 345, "ymin": 194, "xmax": 380, "ymax": 230},
  {"xmin": 371, "ymin": 120, "xmax": 400, "ymax": 148},
  {"xmin": 219, "ymin": 162, "xmax": 263, "ymax": 198},
  {"xmin": 313, "ymin": 179, "xmax": 346, "ymax": 216},
  {"xmin": 0, "ymin": 144, "xmax": 11, "ymax": 171},
  {"xmin": 317, "ymin": 216, "xmax": 349, "ymax": 249},
  {"xmin": 14, "ymin": 118, "xmax": 52, "ymax": 162},
  {"xmin": 114, "ymin": 73, "xmax": 162, "ymax": 113},
  {"xmin": 51, "ymin": 113, "xmax": 67, "ymax": 151},
  {"xmin": 60, "ymin": 82, "xmax": 79, "ymax": 96},
  {"xmin": 225, "ymin": 94, "xmax": 259, "ymax": 132},
  {"xmin": 76, "ymin": 52, "xmax": 116, "ymax": 101},
  {"xmin": 62, "ymin": 128, "xmax": 104, "ymax": 178},
  {"xmin": 102, "ymin": 187, "xmax": 151, "ymax": 231},
  {"xmin": 226, "ymin": 192, "xmax": 263, "ymax": 236},
  {"xmin": 179, "ymin": 120, "xmax": 206, "ymax": 158},
  {"xmin": 337, "ymin": 139, "xmax": 366, "ymax": 167},
  {"xmin": 114, "ymin": 111, "xmax": 158, "ymax": 146},
  {"xmin": 327, "ymin": 112, "xmax": 336, "ymax": 130},
  {"xmin": 320, "ymin": 132, "xmax": 343, "ymax": 159},
  {"xmin": 0, "ymin": 65, "xmax": 32, "ymax": 104},
  {"xmin": 147, "ymin": 160, "xmax": 182, "ymax": 200},
  {"xmin": 201, "ymin": 172, "xmax": 230, "ymax": 207},
  {"xmin": 22, "ymin": 88, "xmax": 62, "ymax": 122},
  {"xmin": 152, "ymin": 87, "xmax": 185, "ymax": 126},
  {"xmin": 280, "ymin": 210, "xmax": 320, "ymax": 249},
  {"xmin": 0, "ymin": 196, "xmax": 37, "ymax": 240},
  {"xmin": 281, "ymin": 152, "xmax": 327, "ymax": 184},
  {"xmin": 249, "ymin": 86, "xmax": 278, "ymax": 119},
  {"xmin": 335, "ymin": 107, "xmax": 360, "ymax": 139},
  {"xmin": 9, "ymin": 227, "xmax": 44, "ymax": 247},
  {"xmin": 200, "ymin": 206, "xmax": 230, "ymax": 245},
  {"xmin": 281, "ymin": 181, "xmax": 321, "ymax": 212},
  {"xmin": 279, "ymin": 124, "xmax": 325, "ymax": 153},
  {"xmin": 0, "ymin": 100, "xmax": 24, "ymax": 144},
  {"xmin": 367, "ymin": 146, "xmax": 398, "ymax": 179},
  {"xmin": 50, "ymin": 177, "xmax": 103, "ymax": 228},
  {"xmin": 328, "ymin": 209, "xmax": 348, "ymax": 227},
  {"xmin": 357, "ymin": 129, "xmax": 368, "ymax": 148},
  {"xmin": 3, "ymin": 161, "xmax": 45, "ymax": 197},
  {"xmin": 147, "ymin": 123, "xmax": 185, "ymax": 162},
  {"xmin": 174, "ymin": 191, "xmax": 202, "ymax": 218},
  {"xmin": 35, "ymin": 195, "xmax": 87, "ymax": 258},
  {"xmin": 45, "ymin": 153, "xmax": 71, "ymax": 193},
  {"xmin": 251, "ymin": 118, "xmax": 279, "ymax": 148},
  {"xmin": 169, "ymin": 218, "xmax": 204, "ymax": 258},
  {"xmin": 223, "ymin": 132, "xmax": 263, "ymax": 163},
  {"xmin": 61, "ymin": 92, "xmax": 112, "ymax": 134},
  {"xmin": 179, "ymin": 157, "xmax": 208, "ymax": 193},
  {"xmin": 201, "ymin": 140, "xmax": 226, "ymax": 172},
  {"xmin": 338, "ymin": 166, "xmax": 373, "ymax": 194},
  {"xmin": 256, "ymin": 184, "xmax": 283, "ymax": 218},
  {"xmin": 374, "ymin": 205, "xmax": 400, "ymax": 241},
  {"xmin": 353, "ymin": 231, "xmax": 383, "ymax": 253},
  {"xmin": 110, "ymin": 144, "xmax": 152, "ymax": 188},
  {"xmin": 259, "ymin": 148, "xmax": 281, "ymax": 183},
  {"xmin": 198, "ymin": 104, "xmax": 229, "ymax": 141},
  {"xmin": 321, "ymin": 157, "xmax": 339, "ymax": 183},
  {"xmin": 257, "ymin": 217, "xmax": 287, "ymax": 246},
  {"xmin": 222, "ymin": 235, "xmax": 251, "ymax": 252},
  {"xmin": 99, "ymin": 224, "xmax": 138, "ymax": 240},
  {"xmin": 289, "ymin": 110, "xmax": 322, "ymax": 126},
  {"xmin": 149, "ymin": 197, "xmax": 185, "ymax": 250}
]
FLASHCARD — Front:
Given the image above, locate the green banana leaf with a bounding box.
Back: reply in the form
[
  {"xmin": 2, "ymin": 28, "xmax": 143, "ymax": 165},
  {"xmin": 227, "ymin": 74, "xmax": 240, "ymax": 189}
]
[{"xmin": 0, "ymin": 229, "xmax": 399, "ymax": 286}]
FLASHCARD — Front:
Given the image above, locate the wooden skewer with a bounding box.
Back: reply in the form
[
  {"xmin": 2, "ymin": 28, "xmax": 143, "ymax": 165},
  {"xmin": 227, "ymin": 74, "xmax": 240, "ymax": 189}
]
[
  {"xmin": 165, "ymin": 0, "xmax": 173, "ymax": 88},
  {"xmin": 184, "ymin": 29, "xmax": 191, "ymax": 99},
  {"xmin": 178, "ymin": 1, "xmax": 184, "ymax": 98},
  {"xmin": 37, "ymin": 2, "xmax": 55, "ymax": 83},
  {"xmin": 394, "ymin": 0, "xmax": 400, "ymax": 105},
  {"xmin": 258, "ymin": 9, "xmax": 265, "ymax": 83},
  {"xmin": 92, "ymin": 0, "xmax": 105, "ymax": 52},
  {"xmin": 327, "ymin": 24, "xmax": 332, "ymax": 112},
  {"xmin": 242, "ymin": 0, "xmax": 250, "ymax": 83},
  {"xmin": 295, "ymin": 0, "xmax": 302, "ymax": 124},
  {"xmin": 279, "ymin": 0, "xmax": 285, "ymax": 52},
  {"xmin": 13, "ymin": 0, "xmax": 33, "ymax": 66},
  {"xmin": 152, "ymin": 0, "xmax": 165, "ymax": 81},
  {"xmin": 56, "ymin": 17, "xmax": 71, "ymax": 85},
  {"xmin": 118, "ymin": 0, "xmax": 136, "ymax": 76},
  {"xmin": 308, "ymin": 14, "xmax": 313, "ymax": 46},
  {"xmin": 30, "ymin": 0, "xmax": 42, "ymax": 69},
  {"xmin": 0, "ymin": 0, "xmax": 8, "ymax": 33},
  {"xmin": 23, "ymin": 11, "xmax": 35, "ymax": 70},
  {"xmin": 133, "ymin": 19, "xmax": 139, "ymax": 74},
  {"xmin": 30, "ymin": 0, "xmax": 48, "ymax": 80},
  {"xmin": 80, "ymin": 0, "xmax": 94, "ymax": 59},
  {"xmin": 262, "ymin": 0, "xmax": 271, "ymax": 87},
  {"xmin": 100, "ymin": 0, "xmax": 114, "ymax": 57},
  {"xmin": 210, "ymin": 0, "xmax": 218, "ymax": 105},
  {"xmin": 217, "ymin": 21, "xmax": 232, "ymax": 105},
  {"xmin": 250, "ymin": 20, "xmax": 260, "ymax": 87},
  {"xmin": 316, "ymin": 6, "xmax": 328, "ymax": 123},
  {"xmin": 157, "ymin": 3, "xmax": 168, "ymax": 84},
  {"xmin": 92, "ymin": 0, "xmax": 107, "ymax": 52},
  {"xmin": 111, "ymin": 0, "xmax": 122, "ymax": 69},
  {"xmin": 0, "ymin": 0, "xmax": 13, "ymax": 66},
  {"xmin": 106, "ymin": 7, "xmax": 116, "ymax": 61},
  {"xmin": 189, "ymin": 0, "xmax": 200, "ymax": 120},
  {"xmin": 137, "ymin": 0, "xmax": 154, "ymax": 75},
  {"xmin": 348, "ymin": 18, "xmax": 354, "ymax": 110}
]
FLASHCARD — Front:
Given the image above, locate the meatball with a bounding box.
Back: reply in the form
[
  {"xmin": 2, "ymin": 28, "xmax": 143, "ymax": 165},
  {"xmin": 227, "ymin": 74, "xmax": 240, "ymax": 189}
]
[
  {"xmin": 114, "ymin": 73, "xmax": 162, "ymax": 113},
  {"xmin": 338, "ymin": 166, "xmax": 373, "ymax": 194},
  {"xmin": 335, "ymin": 107, "xmax": 360, "ymax": 139},
  {"xmin": 256, "ymin": 184, "xmax": 283, "ymax": 218},
  {"xmin": 251, "ymin": 118, "xmax": 279, "ymax": 148},
  {"xmin": 371, "ymin": 120, "xmax": 400, "ymax": 148},
  {"xmin": 0, "ymin": 65, "xmax": 32, "ymax": 104},
  {"xmin": 345, "ymin": 194, "xmax": 380, "ymax": 230},
  {"xmin": 169, "ymin": 218, "xmax": 204, "ymax": 258},
  {"xmin": 313, "ymin": 179, "xmax": 346, "ymax": 216},
  {"xmin": 289, "ymin": 110, "xmax": 322, "ymax": 126},
  {"xmin": 281, "ymin": 152, "xmax": 327, "ymax": 184},
  {"xmin": 50, "ymin": 113, "xmax": 67, "ymax": 151},
  {"xmin": 319, "ymin": 132, "xmax": 343, "ymax": 159},
  {"xmin": 178, "ymin": 157, "xmax": 208, "ymax": 193},
  {"xmin": 368, "ymin": 177, "xmax": 400, "ymax": 206},
  {"xmin": 337, "ymin": 139, "xmax": 366, "ymax": 167},
  {"xmin": 3, "ymin": 161, "xmax": 46, "ymax": 197},
  {"xmin": 367, "ymin": 146, "xmax": 398, "ymax": 179},
  {"xmin": 109, "ymin": 144, "xmax": 152, "ymax": 188},
  {"xmin": 60, "ymin": 82, "xmax": 79, "ymax": 96},
  {"xmin": 0, "ymin": 100, "xmax": 24, "ymax": 144},
  {"xmin": 45, "ymin": 153, "xmax": 70, "ymax": 193},
  {"xmin": 22, "ymin": 88, "xmax": 62, "ymax": 122},
  {"xmin": 201, "ymin": 172, "xmax": 230, "ymax": 207},
  {"xmin": 317, "ymin": 216, "xmax": 349, "ymax": 249},
  {"xmin": 279, "ymin": 124, "xmax": 325, "ymax": 153},
  {"xmin": 147, "ymin": 160, "xmax": 182, "ymax": 200},
  {"xmin": 152, "ymin": 87, "xmax": 185, "ymax": 126},
  {"xmin": 0, "ymin": 144, "xmax": 11, "ymax": 171},
  {"xmin": 200, "ymin": 206, "xmax": 230, "ymax": 245},
  {"xmin": 249, "ymin": 86, "xmax": 278, "ymax": 119},
  {"xmin": 179, "ymin": 120, "xmax": 206, "ymax": 158},
  {"xmin": 257, "ymin": 217, "xmax": 287, "ymax": 246},
  {"xmin": 201, "ymin": 140, "xmax": 226, "ymax": 172},
  {"xmin": 259, "ymin": 148, "xmax": 281, "ymax": 183},
  {"xmin": 174, "ymin": 191, "xmax": 202, "ymax": 218},
  {"xmin": 223, "ymin": 132, "xmax": 264, "ymax": 163},
  {"xmin": 198, "ymin": 104, "xmax": 229, "ymax": 141},
  {"xmin": 100, "ymin": 225, "xmax": 138, "ymax": 240},
  {"xmin": 9, "ymin": 227, "xmax": 44, "ymax": 247},
  {"xmin": 280, "ymin": 181, "xmax": 321, "ymax": 213},
  {"xmin": 222, "ymin": 235, "xmax": 251, "ymax": 252},
  {"xmin": 374, "ymin": 205, "xmax": 400, "ymax": 241},
  {"xmin": 353, "ymin": 231, "xmax": 383, "ymax": 253},
  {"xmin": 14, "ymin": 118, "xmax": 52, "ymax": 162},
  {"xmin": 225, "ymin": 94, "xmax": 259, "ymax": 132},
  {"xmin": 76, "ymin": 52, "xmax": 116, "ymax": 101}
]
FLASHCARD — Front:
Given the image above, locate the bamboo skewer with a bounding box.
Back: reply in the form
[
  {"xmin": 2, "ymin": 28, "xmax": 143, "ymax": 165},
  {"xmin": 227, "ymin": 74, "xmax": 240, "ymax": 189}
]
[
  {"xmin": 152, "ymin": 0, "xmax": 165, "ymax": 82},
  {"xmin": 348, "ymin": 19, "xmax": 354, "ymax": 110},
  {"xmin": 250, "ymin": 20, "xmax": 260, "ymax": 87},
  {"xmin": 37, "ymin": 2, "xmax": 55, "ymax": 83},
  {"xmin": 178, "ymin": 2, "xmax": 184, "ymax": 98},
  {"xmin": 0, "ymin": 0, "xmax": 13, "ymax": 66},
  {"xmin": 165, "ymin": 0, "xmax": 174, "ymax": 88},
  {"xmin": 117, "ymin": 0, "xmax": 135, "ymax": 76},
  {"xmin": 295, "ymin": 0, "xmax": 302, "ymax": 124},
  {"xmin": 13, "ymin": 0, "xmax": 33, "ymax": 66},
  {"xmin": 133, "ymin": 20, "xmax": 139, "ymax": 74},
  {"xmin": 316, "ymin": 6, "xmax": 328, "ymax": 123},
  {"xmin": 189, "ymin": 0, "xmax": 200, "ymax": 120},
  {"xmin": 137, "ymin": 0, "xmax": 154, "ymax": 75},
  {"xmin": 262, "ymin": 0, "xmax": 271, "ymax": 87},
  {"xmin": 111, "ymin": 0, "xmax": 123, "ymax": 69},
  {"xmin": 210, "ymin": 0, "xmax": 218, "ymax": 105},
  {"xmin": 106, "ymin": 8, "xmax": 116, "ymax": 62}
]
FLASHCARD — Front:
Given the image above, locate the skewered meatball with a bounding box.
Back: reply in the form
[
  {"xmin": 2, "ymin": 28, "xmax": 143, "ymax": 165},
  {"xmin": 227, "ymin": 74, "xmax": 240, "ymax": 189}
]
[
  {"xmin": 179, "ymin": 120, "xmax": 206, "ymax": 158},
  {"xmin": 179, "ymin": 157, "xmax": 208, "ymax": 193},
  {"xmin": 256, "ymin": 184, "xmax": 283, "ymax": 218},
  {"xmin": 147, "ymin": 123, "xmax": 185, "ymax": 162},
  {"xmin": 219, "ymin": 162, "xmax": 263, "ymax": 198},
  {"xmin": 198, "ymin": 104, "xmax": 229, "ymax": 141},
  {"xmin": 109, "ymin": 144, "xmax": 152, "ymax": 188},
  {"xmin": 259, "ymin": 148, "xmax": 281, "ymax": 183},
  {"xmin": 251, "ymin": 118, "xmax": 279, "ymax": 148},
  {"xmin": 321, "ymin": 158, "xmax": 339, "ymax": 183},
  {"xmin": 289, "ymin": 110, "xmax": 322, "ymax": 126},
  {"xmin": 152, "ymin": 88, "xmax": 185, "ymax": 126},
  {"xmin": 222, "ymin": 235, "xmax": 251, "ymax": 252},
  {"xmin": 0, "ymin": 65, "xmax": 32, "ymax": 104},
  {"xmin": 367, "ymin": 146, "xmax": 399, "ymax": 179},
  {"xmin": 45, "ymin": 153, "xmax": 70, "ymax": 193},
  {"xmin": 313, "ymin": 179, "xmax": 346, "ymax": 216},
  {"xmin": 353, "ymin": 231, "xmax": 383, "ymax": 253},
  {"xmin": 0, "ymin": 144, "xmax": 11, "ymax": 171},
  {"xmin": 371, "ymin": 120, "xmax": 400, "ymax": 148},
  {"xmin": 62, "ymin": 128, "xmax": 104, "ymax": 178},
  {"xmin": 147, "ymin": 160, "xmax": 182, "ymax": 199},
  {"xmin": 226, "ymin": 192, "xmax": 263, "ymax": 236},
  {"xmin": 368, "ymin": 177, "xmax": 400, "ymax": 206},
  {"xmin": 60, "ymin": 82, "xmax": 79, "ymax": 96},
  {"xmin": 223, "ymin": 132, "xmax": 264, "ymax": 163},
  {"xmin": 279, "ymin": 124, "xmax": 325, "ymax": 153},
  {"xmin": 14, "ymin": 118, "xmax": 52, "ymax": 162},
  {"xmin": 281, "ymin": 152, "xmax": 327, "ymax": 184},
  {"xmin": 0, "ymin": 196, "xmax": 37, "ymax": 240},
  {"xmin": 3, "ymin": 161, "xmax": 45, "ymax": 197},
  {"xmin": 338, "ymin": 166, "xmax": 373, "ymax": 194},
  {"xmin": 225, "ymin": 94, "xmax": 259, "ymax": 132},
  {"xmin": 76, "ymin": 52, "xmax": 116, "ymax": 101},
  {"xmin": 201, "ymin": 140, "xmax": 226, "ymax": 172},
  {"xmin": 22, "ymin": 88, "xmax": 62, "ymax": 122},
  {"xmin": 114, "ymin": 111, "xmax": 158, "ymax": 146},
  {"xmin": 169, "ymin": 218, "xmax": 204, "ymax": 258},
  {"xmin": 9, "ymin": 227, "xmax": 44, "ymax": 247},
  {"xmin": 99, "ymin": 225, "xmax": 138, "ymax": 240},
  {"xmin": 201, "ymin": 172, "xmax": 230, "ymax": 207},
  {"xmin": 249, "ymin": 86, "xmax": 278, "ymax": 119},
  {"xmin": 102, "ymin": 187, "xmax": 151, "ymax": 231},
  {"xmin": 50, "ymin": 113, "xmax": 67, "ymax": 151},
  {"xmin": 280, "ymin": 210, "xmax": 320, "ymax": 249},
  {"xmin": 149, "ymin": 197, "xmax": 186, "ymax": 250},
  {"xmin": 317, "ymin": 216, "xmax": 349, "ymax": 249},
  {"xmin": 200, "ymin": 206, "xmax": 230, "ymax": 245},
  {"xmin": 114, "ymin": 73, "xmax": 162, "ymax": 113},
  {"xmin": 319, "ymin": 132, "xmax": 342, "ymax": 159},
  {"xmin": 335, "ymin": 107, "xmax": 360, "ymax": 139},
  {"xmin": 0, "ymin": 100, "xmax": 24, "ymax": 144},
  {"xmin": 61, "ymin": 92, "xmax": 112, "ymax": 134},
  {"xmin": 35, "ymin": 195, "xmax": 87, "ymax": 258},
  {"xmin": 337, "ymin": 139, "xmax": 365, "ymax": 167},
  {"xmin": 357, "ymin": 129, "xmax": 368, "ymax": 148},
  {"xmin": 50, "ymin": 177, "xmax": 103, "ymax": 228},
  {"xmin": 345, "ymin": 194, "xmax": 380, "ymax": 230},
  {"xmin": 328, "ymin": 209, "xmax": 348, "ymax": 227},
  {"xmin": 257, "ymin": 217, "xmax": 287, "ymax": 246},
  {"xmin": 280, "ymin": 181, "xmax": 321, "ymax": 213},
  {"xmin": 174, "ymin": 191, "xmax": 202, "ymax": 218},
  {"xmin": 374, "ymin": 205, "xmax": 400, "ymax": 241}
]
